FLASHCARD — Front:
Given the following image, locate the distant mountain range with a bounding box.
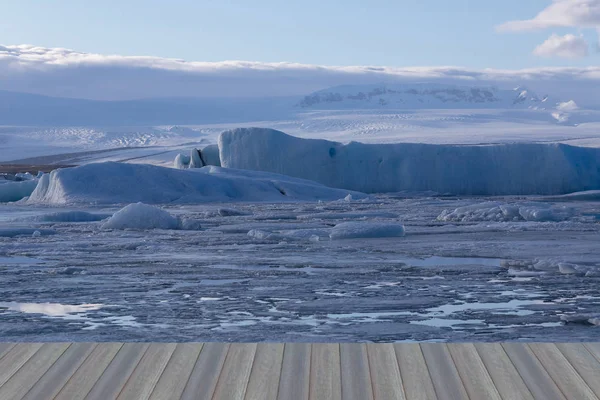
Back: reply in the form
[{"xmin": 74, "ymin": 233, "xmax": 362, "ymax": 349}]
[
  {"xmin": 298, "ymin": 83, "xmax": 558, "ymax": 110},
  {"xmin": 0, "ymin": 83, "xmax": 572, "ymax": 126}
]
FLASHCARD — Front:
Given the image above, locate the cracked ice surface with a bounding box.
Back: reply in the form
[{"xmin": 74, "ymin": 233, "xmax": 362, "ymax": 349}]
[{"xmin": 0, "ymin": 194, "xmax": 599, "ymax": 342}]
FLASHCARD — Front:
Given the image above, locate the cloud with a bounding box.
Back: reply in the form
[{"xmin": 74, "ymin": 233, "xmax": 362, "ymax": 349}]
[
  {"xmin": 497, "ymin": 0, "xmax": 600, "ymax": 32},
  {"xmin": 2, "ymin": 44, "xmax": 600, "ymax": 107},
  {"xmin": 533, "ymin": 33, "xmax": 590, "ymax": 57},
  {"xmin": 556, "ymin": 99, "xmax": 579, "ymax": 110}
]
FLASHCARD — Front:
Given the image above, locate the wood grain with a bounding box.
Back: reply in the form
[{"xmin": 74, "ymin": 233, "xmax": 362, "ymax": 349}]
[
  {"xmin": 367, "ymin": 343, "xmax": 406, "ymax": 400},
  {"xmin": 0, "ymin": 343, "xmax": 43, "ymax": 388},
  {"xmin": 447, "ymin": 343, "xmax": 502, "ymax": 400},
  {"xmin": 149, "ymin": 343, "xmax": 203, "ymax": 400},
  {"xmin": 0, "ymin": 342, "xmax": 595, "ymax": 400},
  {"xmin": 278, "ymin": 343, "xmax": 311, "ymax": 400},
  {"xmin": 420, "ymin": 343, "xmax": 468, "ymax": 400},
  {"xmin": 212, "ymin": 343, "xmax": 257, "ymax": 400},
  {"xmin": 502, "ymin": 343, "xmax": 566, "ymax": 400},
  {"xmin": 528, "ymin": 343, "xmax": 596, "ymax": 400},
  {"xmin": 85, "ymin": 342, "xmax": 150, "ymax": 400},
  {"xmin": 556, "ymin": 343, "xmax": 600, "ymax": 398},
  {"xmin": 341, "ymin": 343, "xmax": 374, "ymax": 400},
  {"xmin": 22, "ymin": 342, "xmax": 96, "ymax": 400},
  {"xmin": 474, "ymin": 342, "xmax": 534, "ymax": 400},
  {"xmin": 394, "ymin": 344, "xmax": 436, "ymax": 400},
  {"xmin": 117, "ymin": 342, "xmax": 177, "ymax": 400},
  {"xmin": 54, "ymin": 343, "xmax": 123, "ymax": 400},
  {"xmin": 181, "ymin": 342, "xmax": 230, "ymax": 400},
  {"xmin": 310, "ymin": 343, "xmax": 341, "ymax": 400},
  {"xmin": 0, "ymin": 342, "xmax": 69, "ymax": 400},
  {"xmin": 245, "ymin": 343, "xmax": 284, "ymax": 400}
]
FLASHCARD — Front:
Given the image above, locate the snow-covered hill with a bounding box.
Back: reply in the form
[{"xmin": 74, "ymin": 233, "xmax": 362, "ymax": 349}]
[{"xmin": 298, "ymin": 83, "xmax": 556, "ymax": 110}]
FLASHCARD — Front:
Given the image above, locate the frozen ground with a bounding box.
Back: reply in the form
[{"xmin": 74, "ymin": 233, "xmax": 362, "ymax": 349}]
[
  {"xmin": 3, "ymin": 108, "xmax": 600, "ymax": 166},
  {"xmin": 0, "ymin": 195, "xmax": 599, "ymax": 342}
]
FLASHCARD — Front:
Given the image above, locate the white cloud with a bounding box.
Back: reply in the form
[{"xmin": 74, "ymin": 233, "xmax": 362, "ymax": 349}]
[
  {"xmin": 533, "ymin": 34, "xmax": 590, "ymax": 57},
  {"xmin": 2, "ymin": 44, "xmax": 600, "ymax": 107},
  {"xmin": 498, "ymin": 0, "xmax": 600, "ymax": 32},
  {"xmin": 556, "ymin": 99, "xmax": 579, "ymax": 110}
]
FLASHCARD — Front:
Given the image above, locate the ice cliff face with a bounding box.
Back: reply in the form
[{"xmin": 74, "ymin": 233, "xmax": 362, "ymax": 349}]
[
  {"xmin": 219, "ymin": 128, "xmax": 600, "ymax": 195},
  {"xmin": 298, "ymin": 84, "xmax": 553, "ymax": 109}
]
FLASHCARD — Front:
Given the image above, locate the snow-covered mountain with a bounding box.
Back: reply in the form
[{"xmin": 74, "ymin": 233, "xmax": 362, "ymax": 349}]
[{"xmin": 298, "ymin": 83, "xmax": 556, "ymax": 109}]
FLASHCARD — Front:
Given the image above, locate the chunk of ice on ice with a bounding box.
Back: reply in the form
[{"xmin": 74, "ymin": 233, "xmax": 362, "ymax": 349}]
[
  {"xmin": 329, "ymin": 222, "xmax": 405, "ymax": 240},
  {"xmin": 102, "ymin": 203, "xmax": 180, "ymax": 230}
]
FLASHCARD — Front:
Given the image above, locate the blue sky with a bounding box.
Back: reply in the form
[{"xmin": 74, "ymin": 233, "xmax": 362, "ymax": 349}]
[{"xmin": 1, "ymin": 0, "xmax": 598, "ymax": 68}]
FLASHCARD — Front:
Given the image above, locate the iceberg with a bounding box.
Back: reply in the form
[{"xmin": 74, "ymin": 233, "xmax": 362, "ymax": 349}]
[
  {"xmin": 28, "ymin": 162, "xmax": 363, "ymax": 205},
  {"xmin": 174, "ymin": 145, "xmax": 221, "ymax": 169},
  {"xmin": 329, "ymin": 222, "xmax": 405, "ymax": 240},
  {"xmin": 219, "ymin": 128, "xmax": 600, "ymax": 195},
  {"xmin": 0, "ymin": 180, "xmax": 38, "ymax": 202},
  {"xmin": 102, "ymin": 203, "xmax": 180, "ymax": 230}
]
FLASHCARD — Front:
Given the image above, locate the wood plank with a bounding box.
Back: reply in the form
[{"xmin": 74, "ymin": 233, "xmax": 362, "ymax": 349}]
[
  {"xmin": 394, "ymin": 343, "xmax": 437, "ymax": 400},
  {"xmin": 447, "ymin": 343, "xmax": 502, "ymax": 400},
  {"xmin": 212, "ymin": 343, "xmax": 257, "ymax": 400},
  {"xmin": 502, "ymin": 343, "xmax": 566, "ymax": 400},
  {"xmin": 149, "ymin": 343, "xmax": 203, "ymax": 400},
  {"xmin": 420, "ymin": 343, "xmax": 468, "ymax": 400},
  {"xmin": 245, "ymin": 343, "xmax": 284, "ymax": 400},
  {"xmin": 528, "ymin": 343, "xmax": 596, "ymax": 400},
  {"xmin": 474, "ymin": 343, "xmax": 534, "ymax": 400},
  {"xmin": 367, "ymin": 343, "xmax": 405, "ymax": 400},
  {"xmin": 0, "ymin": 341, "xmax": 598, "ymax": 400},
  {"xmin": 85, "ymin": 342, "xmax": 149, "ymax": 400},
  {"xmin": 310, "ymin": 343, "xmax": 341, "ymax": 400},
  {"xmin": 277, "ymin": 343, "xmax": 311, "ymax": 400},
  {"xmin": 22, "ymin": 342, "xmax": 96, "ymax": 400},
  {"xmin": 117, "ymin": 342, "xmax": 177, "ymax": 400},
  {"xmin": 583, "ymin": 343, "xmax": 600, "ymax": 363},
  {"xmin": 0, "ymin": 343, "xmax": 43, "ymax": 387},
  {"xmin": 0, "ymin": 343, "xmax": 15, "ymax": 361},
  {"xmin": 340, "ymin": 343, "xmax": 373, "ymax": 400},
  {"xmin": 181, "ymin": 342, "xmax": 230, "ymax": 400},
  {"xmin": 0, "ymin": 342, "xmax": 70, "ymax": 400},
  {"xmin": 54, "ymin": 343, "xmax": 123, "ymax": 400},
  {"xmin": 556, "ymin": 343, "xmax": 600, "ymax": 398}
]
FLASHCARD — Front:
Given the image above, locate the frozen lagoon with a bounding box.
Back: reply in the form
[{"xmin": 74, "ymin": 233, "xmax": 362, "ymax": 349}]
[{"xmin": 0, "ymin": 194, "xmax": 599, "ymax": 342}]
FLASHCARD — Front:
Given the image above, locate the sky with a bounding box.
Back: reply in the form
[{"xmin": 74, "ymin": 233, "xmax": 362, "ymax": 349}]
[
  {"xmin": 1, "ymin": 0, "xmax": 599, "ymax": 68},
  {"xmin": 1, "ymin": 0, "xmax": 600, "ymax": 101}
]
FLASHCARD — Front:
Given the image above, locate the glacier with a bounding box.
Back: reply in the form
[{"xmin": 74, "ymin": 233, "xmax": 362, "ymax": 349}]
[
  {"xmin": 219, "ymin": 128, "xmax": 600, "ymax": 195},
  {"xmin": 27, "ymin": 162, "xmax": 362, "ymax": 205}
]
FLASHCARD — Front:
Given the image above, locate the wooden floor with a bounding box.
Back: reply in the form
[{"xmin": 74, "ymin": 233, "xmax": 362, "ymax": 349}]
[{"xmin": 0, "ymin": 343, "xmax": 599, "ymax": 400}]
